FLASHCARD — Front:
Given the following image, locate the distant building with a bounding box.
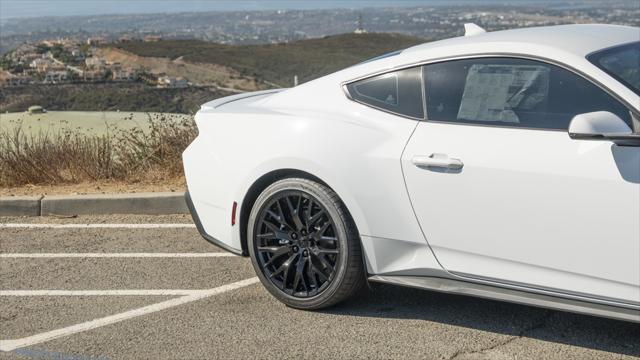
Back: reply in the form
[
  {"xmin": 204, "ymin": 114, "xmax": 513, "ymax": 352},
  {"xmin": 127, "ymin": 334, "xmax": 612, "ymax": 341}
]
[
  {"xmin": 144, "ymin": 35, "xmax": 162, "ymax": 42},
  {"xmin": 83, "ymin": 69, "xmax": 107, "ymax": 82},
  {"xmin": 43, "ymin": 71, "xmax": 68, "ymax": 84},
  {"xmin": 30, "ymin": 58, "xmax": 54, "ymax": 72},
  {"xmin": 112, "ymin": 68, "xmax": 138, "ymax": 81},
  {"xmin": 157, "ymin": 75, "xmax": 187, "ymax": 88},
  {"xmin": 86, "ymin": 37, "xmax": 108, "ymax": 46},
  {"xmin": 85, "ymin": 57, "xmax": 106, "ymax": 69},
  {"xmin": 70, "ymin": 49, "xmax": 85, "ymax": 60}
]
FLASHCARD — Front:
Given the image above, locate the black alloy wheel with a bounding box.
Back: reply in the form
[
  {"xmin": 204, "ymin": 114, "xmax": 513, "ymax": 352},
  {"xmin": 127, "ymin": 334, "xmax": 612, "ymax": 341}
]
[
  {"xmin": 248, "ymin": 178, "xmax": 366, "ymax": 309},
  {"xmin": 255, "ymin": 191, "xmax": 339, "ymax": 297}
]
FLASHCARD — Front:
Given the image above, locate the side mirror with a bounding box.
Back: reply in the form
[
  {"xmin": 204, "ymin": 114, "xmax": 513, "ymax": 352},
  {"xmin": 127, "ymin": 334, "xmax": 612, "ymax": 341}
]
[{"xmin": 569, "ymin": 111, "xmax": 640, "ymax": 146}]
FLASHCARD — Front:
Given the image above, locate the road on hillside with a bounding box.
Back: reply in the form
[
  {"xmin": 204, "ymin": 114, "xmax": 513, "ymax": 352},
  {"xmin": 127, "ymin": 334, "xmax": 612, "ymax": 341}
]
[{"xmin": 0, "ymin": 215, "xmax": 638, "ymax": 360}]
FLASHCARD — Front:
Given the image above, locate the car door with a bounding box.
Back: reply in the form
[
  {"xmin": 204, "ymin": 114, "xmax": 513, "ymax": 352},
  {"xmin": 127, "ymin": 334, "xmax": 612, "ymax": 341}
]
[{"xmin": 402, "ymin": 57, "xmax": 640, "ymax": 304}]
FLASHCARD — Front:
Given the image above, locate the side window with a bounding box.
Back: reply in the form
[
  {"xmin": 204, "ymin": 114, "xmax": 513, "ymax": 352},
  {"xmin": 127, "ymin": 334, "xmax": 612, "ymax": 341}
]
[
  {"xmin": 347, "ymin": 66, "xmax": 424, "ymax": 119},
  {"xmin": 424, "ymin": 58, "xmax": 632, "ymax": 130}
]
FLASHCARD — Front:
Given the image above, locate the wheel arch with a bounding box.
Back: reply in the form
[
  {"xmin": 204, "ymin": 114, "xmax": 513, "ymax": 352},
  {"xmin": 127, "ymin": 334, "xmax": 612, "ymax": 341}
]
[{"xmin": 239, "ymin": 168, "xmax": 366, "ymax": 262}]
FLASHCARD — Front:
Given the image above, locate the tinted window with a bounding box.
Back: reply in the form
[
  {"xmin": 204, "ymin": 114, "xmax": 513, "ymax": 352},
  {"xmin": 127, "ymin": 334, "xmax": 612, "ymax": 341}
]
[
  {"xmin": 424, "ymin": 58, "xmax": 632, "ymax": 130},
  {"xmin": 588, "ymin": 41, "xmax": 640, "ymax": 96},
  {"xmin": 347, "ymin": 66, "xmax": 424, "ymax": 119}
]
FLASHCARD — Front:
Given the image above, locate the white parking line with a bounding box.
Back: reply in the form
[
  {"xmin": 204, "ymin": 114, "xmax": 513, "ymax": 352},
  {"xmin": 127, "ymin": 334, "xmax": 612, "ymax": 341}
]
[
  {"xmin": 0, "ymin": 289, "xmax": 206, "ymax": 296},
  {"xmin": 0, "ymin": 253, "xmax": 236, "ymax": 258},
  {"xmin": 0, "ymin": 277, "xmax": 260, "ymax": 352},
  {"xmin": 0, "ymin": 223, "xmax": 196, "ymax": 229}
]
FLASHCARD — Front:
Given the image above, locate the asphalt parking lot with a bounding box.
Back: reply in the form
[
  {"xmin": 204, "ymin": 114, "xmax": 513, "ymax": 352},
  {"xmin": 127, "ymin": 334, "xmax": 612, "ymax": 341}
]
[{"xmin": 0, "ymin": 214, "xmax": 638, "ymax": 360}]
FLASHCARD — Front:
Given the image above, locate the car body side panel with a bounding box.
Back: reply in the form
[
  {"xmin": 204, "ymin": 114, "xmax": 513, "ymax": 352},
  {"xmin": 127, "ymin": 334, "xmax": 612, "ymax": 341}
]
[
  {"xmin": 402, "ymin": 122, "xmax": 640, "ymax": 304},
  {"xmin": 183, "ymin": 94, "xmax": 443, "ymax": 273}
]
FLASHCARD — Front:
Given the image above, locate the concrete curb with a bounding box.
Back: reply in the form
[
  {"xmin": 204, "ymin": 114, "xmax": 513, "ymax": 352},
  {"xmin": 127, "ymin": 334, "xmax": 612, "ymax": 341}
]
[
  {"xmin": 0, "ymin": 192, "xmax": 188, "ymax": 217},
  {"xmin": 0, "ymin": 195, "xmax": 43, "ymax": 216}
]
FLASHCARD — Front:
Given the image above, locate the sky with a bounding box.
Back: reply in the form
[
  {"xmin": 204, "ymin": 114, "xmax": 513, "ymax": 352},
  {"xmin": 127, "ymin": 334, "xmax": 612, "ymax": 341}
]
[{"xmin": 0, "ymin": 0, "xmax": 519, "ymax": 20}]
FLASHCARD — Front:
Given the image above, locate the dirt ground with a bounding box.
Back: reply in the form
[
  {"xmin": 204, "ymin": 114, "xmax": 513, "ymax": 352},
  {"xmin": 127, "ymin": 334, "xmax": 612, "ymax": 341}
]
[{"xmin": 0, "ymin": 178, "xmax": 186, "ymax": 197}]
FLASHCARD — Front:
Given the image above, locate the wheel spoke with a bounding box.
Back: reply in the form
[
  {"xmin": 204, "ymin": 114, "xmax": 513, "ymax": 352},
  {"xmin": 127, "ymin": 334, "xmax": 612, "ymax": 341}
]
[
  {"xmin": 310, "ymin": 261, "xmax": 329, "ymax": 282},
  {"xmin": 292, "ymin": 256, "xmax": 308, "ymax": 294},
  {"xmin": 266, "ymin": 209, "xmax": 286, "ymax": 227},
  {"xmin": 317, "ymin": 221, "xmax": 331, "ymax": 236},
  {"xmin": 257, "ymin": 245, "xmax": 285, "ymax": 253},
  {"xmin": 286, "ymin": 195, "xmax": 305, "ymax": 231},
  {"xmin": 307, "ymin": 208, "xmax": 325, "ymax": 228},
  {"xmin": 274, "ymin": 199, "xmax": 294, "ymax": 230},
  {"xmin": 259, "ymin": 246, "xmax": 290, "ymax": 267},
  {"xmin": 256, "ymin": 233, "xmax": 276, "ymax": 239},
  {"xmin": 316, "ymin": 248, "xmax": 339, "ymax": 255},
  {"xmin": 303, "ymin": 199, "xmax": 314, "ymax": 227},
  {"xmin": 317, "ymin": 236, "xmax": 338, "ymax": 248},
  {"xmin": 262, "ymin": 221, "xmax": 290, "ymax": 241},
  {"xmin": 282, "ymin": 253, "xmax": 297, "ymax": 288},
  {"xmin": 307, "ymin": 259, "xmax": 318, "ymax": 290},
  {"xmin": 314, "ymin": 253, "xmax": 335, "ymax": 273},
  {"xmin": 271, "ymin": 253, "xmax": 297, "ymax": 281}
]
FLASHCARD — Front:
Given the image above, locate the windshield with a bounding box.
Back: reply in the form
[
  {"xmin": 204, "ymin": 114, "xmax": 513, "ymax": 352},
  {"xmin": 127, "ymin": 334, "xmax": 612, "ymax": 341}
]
[{"xmin": 588, "ymin": 41, "xmax": 640, "ymax": 96}]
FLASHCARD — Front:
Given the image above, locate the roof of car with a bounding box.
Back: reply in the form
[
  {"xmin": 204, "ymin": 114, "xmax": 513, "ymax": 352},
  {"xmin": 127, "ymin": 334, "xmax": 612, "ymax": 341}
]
[{"xmin": 403, "ymin": 24, "xmax": 639, "ymax": 58}]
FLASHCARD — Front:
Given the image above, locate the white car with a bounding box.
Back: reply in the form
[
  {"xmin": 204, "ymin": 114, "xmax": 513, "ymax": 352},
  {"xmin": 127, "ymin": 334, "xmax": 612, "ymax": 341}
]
[{"xmin": 183, "ymin": 24, "xmax": 640, "ymax": 322}]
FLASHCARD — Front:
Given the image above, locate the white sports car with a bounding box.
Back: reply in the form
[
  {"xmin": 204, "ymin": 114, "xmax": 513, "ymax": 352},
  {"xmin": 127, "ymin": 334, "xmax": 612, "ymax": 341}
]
[{"xmin": 183, "ymin": 24, "xmax": 640, "ymax": 322}]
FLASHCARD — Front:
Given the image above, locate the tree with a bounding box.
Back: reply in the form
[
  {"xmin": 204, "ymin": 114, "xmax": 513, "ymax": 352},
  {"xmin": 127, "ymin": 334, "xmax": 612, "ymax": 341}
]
[
  {"xmin": 80, "ymin": 43, "xmax": 91, "ymax": 56},
  {"xmin": 36, "ymin": 44, "xmax": 50, "ymax": 54},
  {"xmin": 0, "ymin": 56, "xmax": 12, "ymax": 70}
]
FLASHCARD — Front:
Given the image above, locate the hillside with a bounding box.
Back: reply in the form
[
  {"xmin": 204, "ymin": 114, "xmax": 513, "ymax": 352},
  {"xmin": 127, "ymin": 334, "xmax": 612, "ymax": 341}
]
[
  {"xmin": 94, "ymin": 47, "xmax": 266, "ymax": 91},
  {"xmin": 1, "ymin": 33, "xmax": 427, "ymax": 114},
  {"xmin": 112, "ymin": 33, "xmax": 427, "ymax": 87},
  {"xmin": 0, "ymin": 83, "xmax": 231, "ymax": 114}
]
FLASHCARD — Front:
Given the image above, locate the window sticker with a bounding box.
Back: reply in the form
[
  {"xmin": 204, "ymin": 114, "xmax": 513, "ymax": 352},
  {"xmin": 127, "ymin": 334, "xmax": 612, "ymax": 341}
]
[{"xmin": 457, "ymin": 64, "xmax": 550, "ymax": 123}]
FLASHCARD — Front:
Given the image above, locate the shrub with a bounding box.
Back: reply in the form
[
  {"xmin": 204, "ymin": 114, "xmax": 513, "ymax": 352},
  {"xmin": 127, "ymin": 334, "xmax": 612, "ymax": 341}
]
[{"xmin": 0, "ymin": 113, "xmax": 196, "ymax": 187}]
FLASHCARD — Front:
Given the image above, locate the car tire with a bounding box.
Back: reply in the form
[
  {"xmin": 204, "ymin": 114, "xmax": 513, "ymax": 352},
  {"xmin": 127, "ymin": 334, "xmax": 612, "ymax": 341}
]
[{"xmin": 248, "ymin": 178, "xmax": 366, "ymax": 309}]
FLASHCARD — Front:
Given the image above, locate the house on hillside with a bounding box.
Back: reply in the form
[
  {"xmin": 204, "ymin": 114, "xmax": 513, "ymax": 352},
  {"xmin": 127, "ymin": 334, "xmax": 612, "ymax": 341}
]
[
  {"xmin": 112, "ymin": 68, "xmax": 138, "ymax": 81},
  {"xmin": 30, "ymin": 58, "xmax": 54, "ymax": 72},
  {"xmin": 157, "ymin": 75, "xmax": 187, "ymax": 88},
  {"xmin": 86, "ymin": 37, "xmax": 108, "ymax": 46},
  {"xmin": 83, "ymin": 69, "xmax": 107, "ymax": 82},
  {"xmin": 85, "ymin": 57, "xmax": 106, "ymax": 69},
  {"xmin": 144, "ymin": 35, "xmax": 162, "ymax": 42},
  {"xmin": 43, "ymin": 71, "xmax": 69, "ymax": 84}
]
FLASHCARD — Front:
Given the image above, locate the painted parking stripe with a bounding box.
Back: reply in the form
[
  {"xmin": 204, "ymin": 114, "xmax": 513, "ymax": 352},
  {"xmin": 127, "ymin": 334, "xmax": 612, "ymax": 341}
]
[
  {"xmin": 0, "ymin": 253, "xmax": 236, "ymax": 258},
  {"xmin": 0, "ymin": 289, "xmax": 207, "ymax": 296},
  {"xmin": 0, "ymin": 277, "xmax": 259, "ymax": 352},
  {"xmin": 0, "ymin": 223, "xmax": 196, "ymax": 229}
]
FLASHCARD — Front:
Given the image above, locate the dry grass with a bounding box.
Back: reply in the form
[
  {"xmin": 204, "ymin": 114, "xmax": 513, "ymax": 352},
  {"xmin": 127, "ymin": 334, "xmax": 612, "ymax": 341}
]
[{"xmin": 0, "ymin": 113, "xmax": 196, "ymax": 187}]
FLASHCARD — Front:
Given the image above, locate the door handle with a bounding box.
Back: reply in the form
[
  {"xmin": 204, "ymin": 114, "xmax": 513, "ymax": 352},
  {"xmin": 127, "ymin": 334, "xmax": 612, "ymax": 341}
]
[{"xmin": 412, "ymin": 153, "xmax": 464, "ymax": 170}]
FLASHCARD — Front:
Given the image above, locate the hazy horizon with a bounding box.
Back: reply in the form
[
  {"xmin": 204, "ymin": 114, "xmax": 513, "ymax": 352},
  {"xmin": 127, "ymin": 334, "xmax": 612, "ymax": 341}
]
[{"xmin": 0, "ymin": 0, "xmax": 607, "ymax": 20}]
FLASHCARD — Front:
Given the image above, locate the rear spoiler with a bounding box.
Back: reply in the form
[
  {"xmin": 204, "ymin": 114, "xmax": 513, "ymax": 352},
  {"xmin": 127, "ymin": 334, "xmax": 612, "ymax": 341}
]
[{"xmin": 200, "ymin": 89, "xmax": 285, "ymax": 110}]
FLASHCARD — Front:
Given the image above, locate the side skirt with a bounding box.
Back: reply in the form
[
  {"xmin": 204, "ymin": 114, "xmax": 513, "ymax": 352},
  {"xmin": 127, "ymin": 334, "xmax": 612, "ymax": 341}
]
[{"xmin": 368, "ymin": 275, "xmax": 640, "ymax": 323}]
